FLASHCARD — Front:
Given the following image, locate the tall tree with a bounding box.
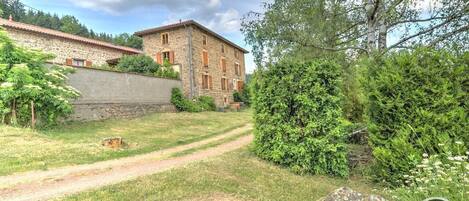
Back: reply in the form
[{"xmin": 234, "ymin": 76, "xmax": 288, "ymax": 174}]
[{"xmin": 242, "ymin": 0, "xmax": 469, "ymax": 66}]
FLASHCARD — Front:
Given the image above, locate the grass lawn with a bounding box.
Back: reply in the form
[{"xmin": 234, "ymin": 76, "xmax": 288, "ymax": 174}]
[
  {"xmin": 0, "ymin": 110, "xmax": 252, "ymax": 176},
  {"xmin": 60, "ymin": 148, "xmax": 376, "ymax": 201}
]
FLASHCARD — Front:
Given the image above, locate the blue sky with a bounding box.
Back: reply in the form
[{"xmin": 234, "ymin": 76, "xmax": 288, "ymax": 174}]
[{"xmin": 21, "ymin": 0, "xmax": 266, "ymax": 73}]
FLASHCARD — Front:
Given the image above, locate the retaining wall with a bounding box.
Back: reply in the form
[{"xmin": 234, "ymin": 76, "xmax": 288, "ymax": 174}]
[{"xmin": 67, "ymin": 67, "xmax": 182, "ymax": 121}]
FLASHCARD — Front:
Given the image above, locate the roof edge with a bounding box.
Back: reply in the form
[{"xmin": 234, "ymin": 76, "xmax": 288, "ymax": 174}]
[
  {"xmin": 0, "ymin": 18, "xmax": 142, "ymax": 54},
  {"xmin": 135, "ymin": 20, "xmax": 249, "ymax": 54}
]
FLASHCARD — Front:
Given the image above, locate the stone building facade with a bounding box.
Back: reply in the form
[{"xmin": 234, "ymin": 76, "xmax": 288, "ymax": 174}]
[
  {"xmin": 0, "ymin": 18, "xmax": 141, "ymax": 67},
  {"xmin": 1, "ymin": 18, "xmax": 248, "ymax": 108},
  {"xmin": 136, "ymin": 20, "xmax": 248, "ymax": 106}
]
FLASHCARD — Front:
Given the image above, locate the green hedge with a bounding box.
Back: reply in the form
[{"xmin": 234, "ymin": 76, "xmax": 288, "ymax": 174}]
[
  {"xmin": 170, "ymin": 88, "xmax": 216, "ymax": 112},
  {"xmin": 117, "ymin": 55, "xmax": 159, "ymax": 74},
  {"xmin": 252, "ymin": 60, "xmax": 348, "ymax": 177},
  {"xmin": 363, "ymin": 48, "xmax": 468, "ymax": 185}
]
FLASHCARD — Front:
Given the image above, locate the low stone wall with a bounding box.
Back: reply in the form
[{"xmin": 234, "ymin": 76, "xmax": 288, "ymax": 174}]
[
  {"xmin": 69, "ymin": 103, "xmax": 176, "ymax": 121},
  {"xmin": 67, "ymin": 67, "xmax": 182, "ymax": 121}
]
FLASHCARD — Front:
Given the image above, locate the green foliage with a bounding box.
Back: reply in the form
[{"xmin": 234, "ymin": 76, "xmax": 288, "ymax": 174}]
[
  {"xmin": 197, "ymin": 96, "xmax": 216, "ymax": 111},
  {"xmin": 170, "ymin": 88, "xmax": 216, "ymax": 113},
  {"xmin": 0, "ymin": 28, "xmax": 79, "ymax": 127},
  {"xmin": 233, "ymin": 89, "xmax": 251, "ymax": 106},
  {"xmin": 342, "ymin": 63, "xmax": 366, "ymax": 123},
  {"xmin": 154, "ymin": 60, "xmax": 179, "ymax": 79},
  {"xmin": 363, "ymin": 48, "xmax": 469, "ymax": 185},
  {"xmin": 386, "ymin": 146, "xmax": 469, "ymax": 201},
  {"xmin": 117, "ymin": 55, "xmax": 160, "ymax": 75},
  {"xmin": 0, "ymin": 0, "xmax": 142, "ymax": 49},
  {"xmin": 252, "ymin": 59, "xmax": 349, "ymax": 177}
]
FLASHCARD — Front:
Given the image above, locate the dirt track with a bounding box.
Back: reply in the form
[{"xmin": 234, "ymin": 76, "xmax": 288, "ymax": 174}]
[{"xmin": 0, "ymin": 124, "xmax": 253, "ymax": 201}]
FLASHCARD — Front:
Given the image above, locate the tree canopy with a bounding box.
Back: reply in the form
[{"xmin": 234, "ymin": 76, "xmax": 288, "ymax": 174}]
[{"xmin": 242, "ymin": 0, "xmax": 469, "ymax": 66}]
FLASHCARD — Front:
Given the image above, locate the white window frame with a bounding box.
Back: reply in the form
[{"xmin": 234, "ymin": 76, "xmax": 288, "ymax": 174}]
[{"xmin": 72, "ymin": 59, "xmax": 85, "ymax": 67}]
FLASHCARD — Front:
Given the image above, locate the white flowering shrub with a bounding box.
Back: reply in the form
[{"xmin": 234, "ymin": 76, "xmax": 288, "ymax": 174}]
[
  {"xmin": 387, "ymin": 142, "xmax": 469, "ymax": 201},
  {"xmin": 0, "ymin": 28, "xmax": 79, "ymax": 127}
]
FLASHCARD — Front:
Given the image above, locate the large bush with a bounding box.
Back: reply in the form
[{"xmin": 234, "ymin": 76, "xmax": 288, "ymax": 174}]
[
  {"xmin": 0, "ymin": 29, "xmax": 79, "ymax": 127},
  {"xmin": 252, "ymin": 60, "xmax": 348, "ymax": 177},
  {"xmin": 117, "ymin": 55, "xmax": 160, "ymax": 74},
  {"xmin": 363, "ymin": 48, "xmax": 468, "ymax": 185}
]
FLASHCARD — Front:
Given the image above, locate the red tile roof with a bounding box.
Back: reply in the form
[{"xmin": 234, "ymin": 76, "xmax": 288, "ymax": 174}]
[
  {"xmin": 135, "ymin": 20, "xmax": 249, "ymax": 53},
  {"xmin": 0, "ymin": 18, "xmax": 142, "ymax": 54}
]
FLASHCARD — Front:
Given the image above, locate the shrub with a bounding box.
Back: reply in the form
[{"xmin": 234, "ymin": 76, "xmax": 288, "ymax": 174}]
[
  {"xmin": 363, "ymin": 48, "xmax": 468, "ymax": 185},
  {"xmin": 117, "ymin": 55, "xmax": 159, "ymax": 74},
  {"xmin": 252, "ymin": 60, "xmax": 348, "ymax": 177},
  {"xmin": 386, "ymin": 144, "xmax": 468, "ymax": 201},
  {"xmin": 154, "ymin": 63, "xmax": 179, "ymax": 79},
  {"xmin": 170, "ymin": 88, "xmax": 216, "ymax": 112},
  {"xmin": 0, "ymin": 28, "xmax": 79, "ymax": 127},
  {"xmin": 233, "ymin": 88, "xmax": 251, "ymax": 106},
  {"xmin": 197, "ymin": 96, "xmax": 216, "ymax": 111}
]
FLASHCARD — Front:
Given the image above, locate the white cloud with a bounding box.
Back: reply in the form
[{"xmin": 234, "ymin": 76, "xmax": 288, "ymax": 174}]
[{"xmin": 69, "ymin": 0, "xmax": 241, "ymax": 33}]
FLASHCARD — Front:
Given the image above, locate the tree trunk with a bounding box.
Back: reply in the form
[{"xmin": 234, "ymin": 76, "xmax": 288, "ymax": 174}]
[
  {"xmin": 31, "ymin": 100, "xmax": 36, "ymax": 129},
  {"xmin": 11, "ymin": 98, "xmax": 17, "ymax": 125},
  {"xmin": 366, "ymin": 0, "xmax": 377, "ymax": 53},
  {"xmin": 378, "ymin": 2, "xmax": 387, "ymax": 52}
]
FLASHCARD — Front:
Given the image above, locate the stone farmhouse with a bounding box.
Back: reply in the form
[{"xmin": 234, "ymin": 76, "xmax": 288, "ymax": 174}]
[{"xmin": 0, "ymin": 18, "xmax": 248, "ymax": 107}]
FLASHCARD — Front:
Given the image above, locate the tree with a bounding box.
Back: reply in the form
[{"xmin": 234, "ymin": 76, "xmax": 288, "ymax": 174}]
[
  {"xmin": 60, "ymin": 15, "xmax": 82, "ymax": 35},
  {"xmin": 0, "ymin": 28, "xmax": 79, "ymax": 127},
  {"xmin": 242, "ymin": 0, "xmax": 469, "ymax": 66}
]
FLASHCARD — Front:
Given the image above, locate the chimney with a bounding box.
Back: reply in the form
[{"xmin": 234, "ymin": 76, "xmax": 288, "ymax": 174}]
[{"xmin": 8, "ymin": 15, "xmax": 13, "ymax": 22}]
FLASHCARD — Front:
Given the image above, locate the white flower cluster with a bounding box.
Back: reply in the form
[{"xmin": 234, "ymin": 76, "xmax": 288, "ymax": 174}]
[
  {"xmin": 24, "ymin": 84, "xmax": 42, "ymax": 90},
  {"xmin": 46, "ymin": 70, "xmax": 67, "ymax": 81},
  {"xmin": 389, "ymin": 149, "xmax": 469, "ymax": 200},
  {"xmin": 0, "ymin": 82, "xmax": 14, "ymax": 88}
]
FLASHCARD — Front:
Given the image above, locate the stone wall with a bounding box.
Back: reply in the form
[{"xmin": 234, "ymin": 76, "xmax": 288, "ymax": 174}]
[
  {"xmin": 67, "ymin": 67, "xmax": 182, "ymax": 121},
  {"xmin": 141, "ymin": 27, "xmax": 190, "ymax": 95},
  {"xmin": 191, "ymin": 26, "xmax": 246, "ymax": 106},
  {"xmin": 4, "ymin": 28, "xmax": 132, "ymax": 66},
  {"xmin": 141, "ymin": 25, "xmax": 246, "ymax": 106}
]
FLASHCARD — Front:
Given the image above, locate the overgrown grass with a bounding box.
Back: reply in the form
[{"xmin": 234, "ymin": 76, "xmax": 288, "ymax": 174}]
[
  {"xmin": 60, "ymin": 148, "xmax": 376, "ymax": 201},
  {"xmin": 0, "ymin": 110, "xmax": 252, "ymax": 176}
]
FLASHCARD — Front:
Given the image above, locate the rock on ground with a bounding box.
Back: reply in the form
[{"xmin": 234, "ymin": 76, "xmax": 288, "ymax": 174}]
[{"xmin": 320, "ymin": 187, "xmax": 387, "ymax": 201}]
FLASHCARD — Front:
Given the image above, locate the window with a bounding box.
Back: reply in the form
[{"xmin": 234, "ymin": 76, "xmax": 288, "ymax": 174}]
[
  {"xmin": 72, "ymin": 59, "xmax": 85, "ymax": 67},
  {"xmin": 234, "ymin": 50, "xmax": 239, "ymax": 59},
  {"xmin": 221, "ymin": 58, "xmax": 227, "ymax": 73},
  {"xmin": 221, "ymin": 77, "xmax": 229, "ymax": 91},
  {"xmin": 161, "ymin": 33, "xmax": 169, "ymax": 45},
  {"xmin": 234, "ymin": 63, "xmax": 240, "ymax": 75},
  {"xmin": 202, "ymin": 35, "xmax": 207, "ymax": 46},
  {"xmin": 221, "ymin": 44, "xmax": 225, "ymax": 53},
  {"xmin": 202, "ymin": 74, "xmax": 212, "ymax": 90},
  {"xmin": 162, "ymin": 51, "xmax": 171, "ymax": 62},
  {"xmin": 203, "ymin": 50, "xmax": 209, "ymax": 67}
]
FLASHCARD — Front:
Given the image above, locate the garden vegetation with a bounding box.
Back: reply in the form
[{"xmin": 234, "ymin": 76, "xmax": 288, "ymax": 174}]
[
  {"xmin": 252, "ymin": 60, "xmax": 349, "ymax": 177},
  {"xmin": 171, "ymin": 88, "xmax": 216, "ymax": 112},
  {"xmin": 363, "ymin": 48, "xmax": 468, "ymax": 186},
  {"xmin": 116, "ymin": 55, "xmax": 179, "ymax": 79},
  {"xmin": 0, "ymin": 28, "xmax": 79, "ymax": 127}
]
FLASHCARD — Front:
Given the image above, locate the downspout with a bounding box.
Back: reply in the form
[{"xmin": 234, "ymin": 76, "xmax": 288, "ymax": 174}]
[{"xmin": 185, "ymin": 24, "xmax": 195, "ymax": 99}]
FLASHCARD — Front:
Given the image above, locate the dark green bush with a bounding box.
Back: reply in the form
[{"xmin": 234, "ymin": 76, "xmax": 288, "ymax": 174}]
[
  {"xmin": 197, "ymin": 96, "xmax": 216, "ymax": 111},
  {"xmin": 170, "ymin": 88, "xmax": 216, "ymax": 112},
  {"xmin": 233, "ymin": 88, "xmax": 251, "ymax": 106},
  {"xmin": 117, "ymin": 55, "xmax": 159, "ymax": 74},
  {"xmin": 252, "ymin": 60, "xmax": 348, "ymax": 177},
  {"xmin": 363, "ymin": 48, "xmax": 468, "ymax": 185}
]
